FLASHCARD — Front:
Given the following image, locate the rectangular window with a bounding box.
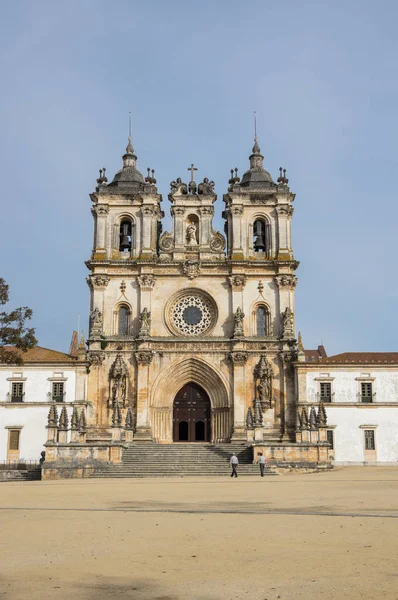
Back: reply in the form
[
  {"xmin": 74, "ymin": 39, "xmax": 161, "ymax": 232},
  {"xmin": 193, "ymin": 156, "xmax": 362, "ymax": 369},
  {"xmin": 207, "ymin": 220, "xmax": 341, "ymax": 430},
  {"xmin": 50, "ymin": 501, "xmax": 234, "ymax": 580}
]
[
  {"xmin": 361, "ymin": 382, "xmax": 373, "ymax": 403},
  {"xmin": 320, "ymin": 382, "xmax": 332, "ymax": 402},
  {"xmin": 8, "ymin": 430, "xmax": 20, "ymax": 451},
  {"xmin": 364, "ymin": 430, "xmax": 375, "ymax": 450},
  {"xmin": 52, "ymin": 382, "xmax": 64, "ymax": 402},
  {"xmin": 11, "ymin": 382, "xmax": 24, "ymax": 402},
  {"xmin": 326, "ymin": 429, "xmax": 334, "ymax": 449}
]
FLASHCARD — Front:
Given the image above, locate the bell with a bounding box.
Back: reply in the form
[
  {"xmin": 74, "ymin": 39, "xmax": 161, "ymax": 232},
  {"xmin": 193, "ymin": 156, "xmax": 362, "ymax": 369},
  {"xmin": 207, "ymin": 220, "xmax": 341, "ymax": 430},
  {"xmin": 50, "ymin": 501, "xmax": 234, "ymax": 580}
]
[
  {"xmin": 120, "ymin": 235, "xmax": 130, "ymax": 250},
  {"xmin": 254, "ymin": 221, "xmax": 263, "ymax": 236},
  {"xmin": 254, "ymin": 234, "xmax": 266, "ymax": 252}
]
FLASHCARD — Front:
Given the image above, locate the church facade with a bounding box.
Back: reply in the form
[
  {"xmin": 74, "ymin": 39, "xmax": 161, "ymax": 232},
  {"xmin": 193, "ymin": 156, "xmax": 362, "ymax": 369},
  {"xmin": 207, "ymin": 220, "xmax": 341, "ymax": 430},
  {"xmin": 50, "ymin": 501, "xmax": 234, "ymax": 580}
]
[{"xmin": 84, "ymin": 134, "xmax": 299, "ymax": 447}]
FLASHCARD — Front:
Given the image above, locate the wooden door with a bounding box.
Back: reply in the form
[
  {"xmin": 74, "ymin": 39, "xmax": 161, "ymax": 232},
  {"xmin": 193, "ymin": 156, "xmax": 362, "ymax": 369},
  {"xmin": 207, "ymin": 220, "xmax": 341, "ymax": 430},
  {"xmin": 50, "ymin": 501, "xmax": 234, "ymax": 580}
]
[{"xmin": 173, "ymin": 383, "xmax": 211, "ymax": 442}]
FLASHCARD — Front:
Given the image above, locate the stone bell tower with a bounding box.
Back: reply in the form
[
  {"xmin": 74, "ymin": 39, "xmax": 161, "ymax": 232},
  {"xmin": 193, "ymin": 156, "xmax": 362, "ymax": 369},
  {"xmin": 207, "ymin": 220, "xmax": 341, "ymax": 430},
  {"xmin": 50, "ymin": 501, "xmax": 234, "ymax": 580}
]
[{"xmin": 223, "ymin": 135, "xmax": 298, "ymax": 441}]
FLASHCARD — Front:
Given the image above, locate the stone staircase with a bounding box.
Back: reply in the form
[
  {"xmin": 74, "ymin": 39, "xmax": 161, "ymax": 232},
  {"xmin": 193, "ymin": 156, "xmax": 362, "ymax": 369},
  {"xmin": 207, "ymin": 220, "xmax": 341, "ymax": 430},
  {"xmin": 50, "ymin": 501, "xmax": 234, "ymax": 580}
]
[
  {"xmin": 0, "ymin": 466, "xmax": 41, "ymax": 482},
  {"xmin": 89, "ymin": 443, "xmax": 277, "ymax": 478}
]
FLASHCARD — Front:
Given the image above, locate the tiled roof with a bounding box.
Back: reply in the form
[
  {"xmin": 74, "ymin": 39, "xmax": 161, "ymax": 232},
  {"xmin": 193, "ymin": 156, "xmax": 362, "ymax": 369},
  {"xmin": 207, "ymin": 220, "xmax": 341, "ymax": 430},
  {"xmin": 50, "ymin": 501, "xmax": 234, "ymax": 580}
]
[
  {"xmin": 320, "ymin": 352, "xmax": 398, "ymax": 364},
  {"xmin": 1, "ymin": 346, "xmax": 77, "ymax": 364},
  {"xmin": 304, "ymin": 345, "xmax": 327, "ymax": 362}
]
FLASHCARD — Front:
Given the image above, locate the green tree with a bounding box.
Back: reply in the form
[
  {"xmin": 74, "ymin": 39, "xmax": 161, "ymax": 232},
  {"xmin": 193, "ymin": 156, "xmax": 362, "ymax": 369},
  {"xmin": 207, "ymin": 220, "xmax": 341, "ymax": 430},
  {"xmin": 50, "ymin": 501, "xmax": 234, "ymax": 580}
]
[{"xmin": 0, "ymin": 278, "xmax": 37, "ymax": 365}]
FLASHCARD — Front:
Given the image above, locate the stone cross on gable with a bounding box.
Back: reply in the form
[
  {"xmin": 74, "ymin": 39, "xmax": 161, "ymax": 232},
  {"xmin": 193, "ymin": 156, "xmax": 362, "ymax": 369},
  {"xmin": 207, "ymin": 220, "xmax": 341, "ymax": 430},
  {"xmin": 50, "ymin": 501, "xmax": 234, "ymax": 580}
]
[{"xmin": 187, "ymin": 163, "xmax": 198, "ymax": 182}]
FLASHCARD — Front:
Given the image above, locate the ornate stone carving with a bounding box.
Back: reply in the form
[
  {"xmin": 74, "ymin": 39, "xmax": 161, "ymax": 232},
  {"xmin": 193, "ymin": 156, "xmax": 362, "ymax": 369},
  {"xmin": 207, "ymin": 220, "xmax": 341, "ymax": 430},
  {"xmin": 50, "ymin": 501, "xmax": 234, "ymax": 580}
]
[
  {"xmin": 171, "ymin": 206, "xmax": 186, "ymax": 216},
  {"xmin": 141, "ymin": 206, "xmax": 154, "ymax": 217},
  {"xmin": 231, "ymin": 206, "xmax": 243, "ymax": 215},
  {"xmin": 282, "ymin": 307, "xmax": 295, "ymax": 338},
  {"xmin": 172, "ymin": 293, "xmax": 214, "ymax": 336},
  {"xmin": 233, "ymin": 307, "xmax": 245, "ymax": 338},
  {"xmin": 87, "ymin": 351, "xmax": 106, "ymax": 365},
  {"xmin": 274, "ymin": 275, "xmax": 298, "ymax": 289},
  {"xmin": 137, "ymin": 274, "xmax": 156, "ymax": 290},
  {"xmin": 109, "ymin": 352, "xmax": 128, "ymax": 408},
  {"xmin": 182, "ymin": 260, "xmax": 201, "ymax": 280},
  {"xmin": 88, "ymin": 275, "xmax": 110, "ymax": 289},
  {"xmin": 277, "ymin": 205, "xmax": 294, "ymax": 217},
  {"xmin": 199, "ymin": 206, "xmax": 214, "ymax": 215},
  {"xmin": 254, "ymin": 354, "xmax": 274, "ymax": 411},
  {"xmin": 158, "ymin": 232, "xmax": 174, "ymax": 252},
  {"xmin": 186, "ymin": 222, "xmax": 198, "ymax": 245},
  {"xmin": 210, "ymin": 231, "xmax": 226, "ymax": 252},
  {"xmin": 229, "ymin": 275, "xmax": 247, "ymax": 289},
  {"xmin": 91, "ymin": 204, "xmax": 109, "ymax": 217},
  {"xmin": 139, "ymin": 308, "xmax": 151, "ymax": 338},
  {"xmin": 228, "ymin": 351, "xmax": 248, "ymax": 364},
  {"xmin": 90, "ymin": 308, "xmax": 103, "ymax": 336},
  {"xmin": 135, "ymin": 350, "xmax": 154, "ymax": 364},
  {"xmin": 198, "ymin": 177, "xmax": 215, "ymax": 195}
]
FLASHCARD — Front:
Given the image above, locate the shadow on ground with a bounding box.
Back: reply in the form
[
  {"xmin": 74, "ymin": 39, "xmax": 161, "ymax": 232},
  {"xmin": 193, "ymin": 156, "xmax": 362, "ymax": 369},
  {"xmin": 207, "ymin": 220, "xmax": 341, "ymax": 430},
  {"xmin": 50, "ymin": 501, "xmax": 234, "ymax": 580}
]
[{"xmin": 76, "ymin": 577, "xmax": 216, "ymax": 600}]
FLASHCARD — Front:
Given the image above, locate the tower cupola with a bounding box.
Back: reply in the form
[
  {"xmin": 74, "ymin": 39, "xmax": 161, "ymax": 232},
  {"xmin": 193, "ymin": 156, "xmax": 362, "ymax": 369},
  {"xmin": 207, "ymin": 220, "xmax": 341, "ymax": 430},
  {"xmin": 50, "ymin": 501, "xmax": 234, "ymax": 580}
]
[{"xmin": 240, "ymin": 136, "xmax": 274, "ymax": 188}]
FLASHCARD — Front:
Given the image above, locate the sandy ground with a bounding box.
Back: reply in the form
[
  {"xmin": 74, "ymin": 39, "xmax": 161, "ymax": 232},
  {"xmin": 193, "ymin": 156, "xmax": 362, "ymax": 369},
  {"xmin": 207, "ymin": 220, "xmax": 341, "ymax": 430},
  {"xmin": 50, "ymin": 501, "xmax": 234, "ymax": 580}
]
[{"xmin": 0, "ymin": 467, "xmax": 397, "ymax": 600}]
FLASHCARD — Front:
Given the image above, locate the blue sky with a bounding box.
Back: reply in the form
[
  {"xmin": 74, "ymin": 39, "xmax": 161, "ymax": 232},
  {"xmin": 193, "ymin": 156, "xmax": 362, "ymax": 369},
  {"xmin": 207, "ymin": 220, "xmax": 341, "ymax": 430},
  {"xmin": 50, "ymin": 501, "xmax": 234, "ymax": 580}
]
[{"xmin": 1, "ymin": 0, "xmax": 397, "ymax": 355}]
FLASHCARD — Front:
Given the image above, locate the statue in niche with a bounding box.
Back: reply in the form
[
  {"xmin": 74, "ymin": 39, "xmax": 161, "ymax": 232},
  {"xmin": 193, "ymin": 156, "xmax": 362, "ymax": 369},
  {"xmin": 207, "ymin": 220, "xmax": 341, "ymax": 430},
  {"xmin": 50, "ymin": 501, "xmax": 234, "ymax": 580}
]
[
  {"xmin": 90, "ymin": 307, "xmax": 102, "ymax": 335},
  {"xmin": 109, "ymin": 352, "xmax": 128, "ymax": 408},
  {"xmin": 139, "ymin": 307, "xmax": 151, "ymax": 338},
  {"xmin": 254, "ymin": 354, "xmax": 274, "ymax": 411},
  {"xmin": 233, "ymin": 307, "xmax": 245, "ymax": 337},
  {"xmin": 186, "ymin": 222, "xmax": 198, "ymax": 245},
  {"xmin": 282, "ymin": 306, "xmax": 295, "ymax": 338}
]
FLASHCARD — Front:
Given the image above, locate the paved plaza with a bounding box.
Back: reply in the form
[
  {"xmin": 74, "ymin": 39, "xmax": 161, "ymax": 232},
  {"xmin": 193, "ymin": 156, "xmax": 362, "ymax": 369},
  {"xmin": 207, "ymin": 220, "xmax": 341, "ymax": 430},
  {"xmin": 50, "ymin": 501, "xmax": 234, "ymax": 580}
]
[{"xmin": 1, "ymin": 467, "xmax": 397, "ymax": 600}]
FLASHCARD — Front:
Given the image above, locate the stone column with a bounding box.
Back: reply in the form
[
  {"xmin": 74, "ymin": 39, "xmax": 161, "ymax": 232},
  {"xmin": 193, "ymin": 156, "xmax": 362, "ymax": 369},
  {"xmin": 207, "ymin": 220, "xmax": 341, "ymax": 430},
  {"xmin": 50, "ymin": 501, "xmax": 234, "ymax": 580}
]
[
  {"xmin": 276, "ymin": 205, "xmax": 293, "ymax": 259},
  {"xmin": 92, "ymin": 205, "xmax": 109, "ymax": 258},
  {"xmin": 140, "ymin": 206, "xmax": 154, "ymax": 258},
  {"xmin": 199, "ymin": 206, "xmax": 213, "ymax": 245},
  {"xmin": 231, "ymin": 206, "xmax": 244, "ymax": 259},
  {"xmin": 137, "ymin": 274, "xmax": 156, "ymax": 317},
  {"xmin": 229, "ymin": 351, "xmax": 248, "ymax": 441},
  {"xmin": 134, "ymin": 350, "xmax": 153, "ymax": 440}
]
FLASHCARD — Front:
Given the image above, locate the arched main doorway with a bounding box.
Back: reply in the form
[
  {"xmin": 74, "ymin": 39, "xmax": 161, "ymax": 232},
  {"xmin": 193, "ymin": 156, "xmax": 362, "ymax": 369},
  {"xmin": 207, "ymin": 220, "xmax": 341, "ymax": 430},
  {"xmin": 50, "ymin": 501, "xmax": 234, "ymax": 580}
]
[{"xmin": 173, "ymin": 383, "xmax": 211, "ymax": 442}]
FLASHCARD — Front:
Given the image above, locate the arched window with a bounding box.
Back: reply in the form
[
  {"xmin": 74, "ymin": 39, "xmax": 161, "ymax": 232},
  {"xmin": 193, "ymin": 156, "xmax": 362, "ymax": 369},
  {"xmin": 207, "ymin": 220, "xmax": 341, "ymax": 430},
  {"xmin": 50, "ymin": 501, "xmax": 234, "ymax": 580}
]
[
  {"xmin": 118, "ymin": 306, "xmax": 130, "ymax": 336},
  {"xmin": 256, "ymin": 306, "xmax": 267, "ymax": 336},
  {"xmin": 253, "ymin": 219, "xmax": 271, "ymax": 255},
  {"xmin": 119, "ymin": 220, "xmax": 132, "ymax": 252}
]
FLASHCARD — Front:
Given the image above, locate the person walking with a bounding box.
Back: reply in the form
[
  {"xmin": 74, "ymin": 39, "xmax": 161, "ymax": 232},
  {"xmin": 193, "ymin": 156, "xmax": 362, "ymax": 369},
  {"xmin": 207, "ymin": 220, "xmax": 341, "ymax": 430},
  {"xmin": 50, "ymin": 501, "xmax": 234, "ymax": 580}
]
[
  {"xmin": 258, "ymin": 453, "xmax": 266, "ymax": 477},
  {"xmin": 230, "ymin": 453, "xmax": 239, "ymax": 478}
]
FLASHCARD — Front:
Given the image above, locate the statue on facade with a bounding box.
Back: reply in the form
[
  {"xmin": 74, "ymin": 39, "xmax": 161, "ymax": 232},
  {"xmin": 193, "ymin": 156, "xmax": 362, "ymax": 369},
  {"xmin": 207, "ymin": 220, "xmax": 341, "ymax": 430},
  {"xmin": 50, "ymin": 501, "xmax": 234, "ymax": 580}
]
[
  {"xmin": 108, "ymin": 352, "xmax": 128, "ymax": 408},
  {"xmin": 282, "ymin": 307, "xmax": 295, "ymax": 338},
  {"xmin": 170, "ymin": 177, "xmax": 187, "ymax": 195},
  {"xmin": 139, "ymin": 307, "xmax": 151, "ymax": 338},
  {"xmin": 198, "ymin": 177, "xmax": 215, "ymax": 195},
  {"xmin": 186, "ymin": 222, "xmax": 198, "ymax": 245},
  {"xmin": 233, "ymin": 307, "xmax": 245, "ymax": 337},
  {"xmin": 90, "ymin": 307, "xmax": 102, "ymax": 336},
  {"xmin": 254, "ymin": 354, "xmax": 274, "ymax": 410}
]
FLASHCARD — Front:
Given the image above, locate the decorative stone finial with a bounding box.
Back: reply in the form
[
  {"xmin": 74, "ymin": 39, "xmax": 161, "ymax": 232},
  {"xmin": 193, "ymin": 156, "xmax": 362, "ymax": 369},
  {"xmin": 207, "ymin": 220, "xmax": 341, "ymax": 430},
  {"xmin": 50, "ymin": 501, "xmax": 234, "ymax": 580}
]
[
  {"xmin": 317, "ymin": 402, "xmax": 327, "ymax": 427},
  {"xmin": 112, "ymin": 402, "xmax": 122, "ymax": 427},
  {"xmin": 47, "ymin": 404, "xmax": 58, "ymax": 427},
  {"xmin": 309, "ymin": 406, "xmax": 317, "ymax": 430},
  {"xmin": 253, "ymin": 396, "xmax": 263, "ymax": 426},
  {"xmin": 125, "ymin": 406, "xmax": 134, "ymax": 430},
  {"xmin": 58, "ymin": 406, "xmax": 69, "ymax": 430},
  {"xmin": 300, "ymin": 405, "xmax": 309, "ymax": 430},
  {"xmin": 246, "ymin": 406, "xmax": 254, "ymax": 429},
  {"xmin": 70, "ymin": 406, "xmax": 79, "ymax": 430},
  {"xmin": 78, "ymin": 409, "xmax": 87, "ymax": 431}
]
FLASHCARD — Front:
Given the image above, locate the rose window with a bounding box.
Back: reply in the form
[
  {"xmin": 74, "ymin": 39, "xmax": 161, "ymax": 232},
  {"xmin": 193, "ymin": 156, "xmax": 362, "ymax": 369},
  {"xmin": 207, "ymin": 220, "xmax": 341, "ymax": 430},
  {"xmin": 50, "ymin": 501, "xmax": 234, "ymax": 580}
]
[{"xmin": 170, "ymin": 293, "xmax": 216, "ymax": 335}]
